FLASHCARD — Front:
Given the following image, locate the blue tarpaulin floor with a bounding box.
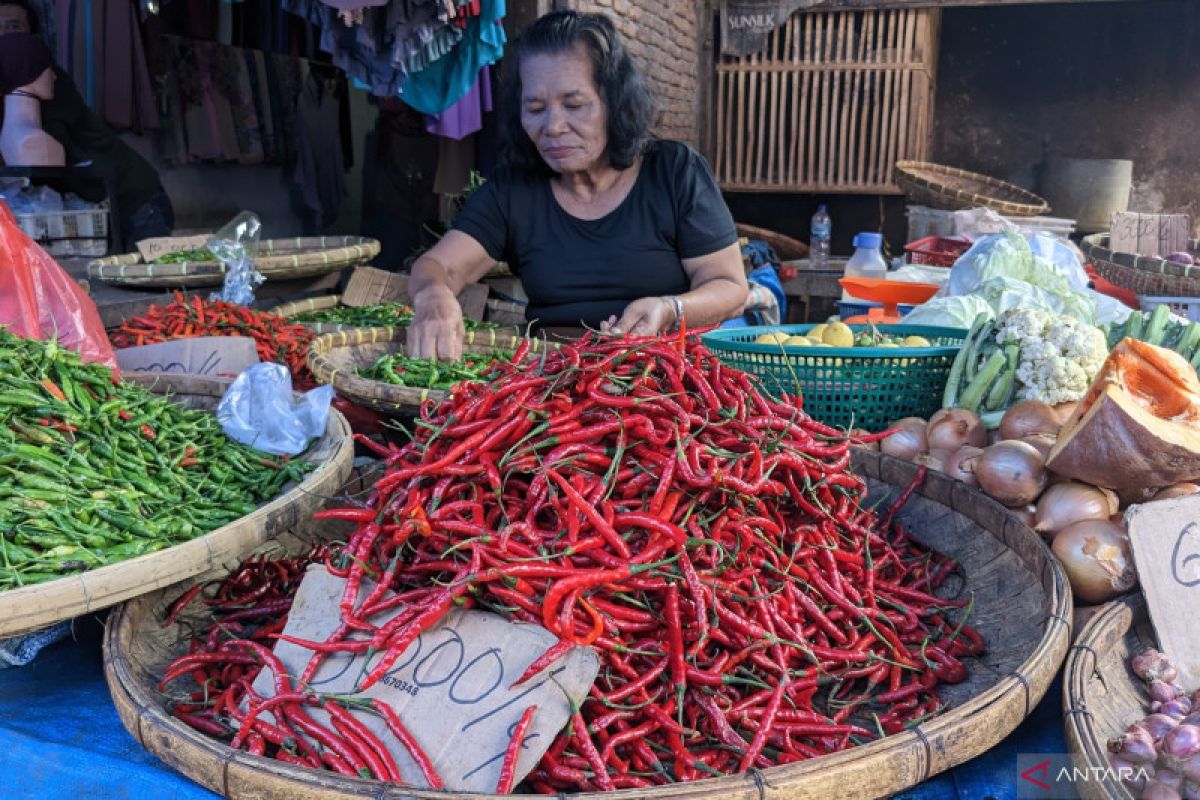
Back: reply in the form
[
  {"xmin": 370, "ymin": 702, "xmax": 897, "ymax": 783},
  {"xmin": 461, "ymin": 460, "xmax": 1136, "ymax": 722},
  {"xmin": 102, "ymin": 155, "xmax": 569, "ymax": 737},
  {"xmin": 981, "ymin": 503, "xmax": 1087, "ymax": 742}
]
[{"xmin": 0, "ymin": 613, "xmax": 1067, "ymax": 800}]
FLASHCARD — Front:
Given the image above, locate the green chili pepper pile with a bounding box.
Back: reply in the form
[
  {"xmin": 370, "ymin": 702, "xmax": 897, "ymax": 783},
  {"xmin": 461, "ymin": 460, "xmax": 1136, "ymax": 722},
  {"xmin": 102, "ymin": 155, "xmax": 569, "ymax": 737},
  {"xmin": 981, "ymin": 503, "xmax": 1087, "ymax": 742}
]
[
  {"xmin": 293, "ymin": 302, "xmax": 498, "ymax": 332},
  {"xmin": 358, "ymin": 351, "xmax": 513, "ymax": 391},
  {"xmin": 0, "ymin": 330, "xmax": 315, "ymax": 589},
  {"xmin": 151, "ymin": 247, "xmax": 218, "ymax": 264}
]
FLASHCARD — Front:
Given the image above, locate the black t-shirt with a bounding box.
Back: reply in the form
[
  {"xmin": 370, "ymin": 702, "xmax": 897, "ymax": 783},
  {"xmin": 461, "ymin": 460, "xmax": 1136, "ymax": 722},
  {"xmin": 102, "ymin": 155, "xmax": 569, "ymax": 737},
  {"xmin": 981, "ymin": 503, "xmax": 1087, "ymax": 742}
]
[{"xmin": 453, "ymin": 140, "xmax": 738, "ymax": 328}]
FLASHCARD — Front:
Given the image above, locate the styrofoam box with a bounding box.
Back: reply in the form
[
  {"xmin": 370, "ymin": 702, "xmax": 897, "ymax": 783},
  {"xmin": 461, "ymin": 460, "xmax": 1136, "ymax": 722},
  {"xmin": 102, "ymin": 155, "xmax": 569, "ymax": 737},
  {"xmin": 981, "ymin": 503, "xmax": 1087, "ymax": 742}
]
[
  {"xmin": 14, "ymin": 207, "xmax": 109, "ymax": 257},
  {"xmin": 1138, "ymin": 295, "xmax": 1200, "ymax": 323},
  {"xmin": 906, "ymin": 205, "xmax": 1076, "ymax": 242}
]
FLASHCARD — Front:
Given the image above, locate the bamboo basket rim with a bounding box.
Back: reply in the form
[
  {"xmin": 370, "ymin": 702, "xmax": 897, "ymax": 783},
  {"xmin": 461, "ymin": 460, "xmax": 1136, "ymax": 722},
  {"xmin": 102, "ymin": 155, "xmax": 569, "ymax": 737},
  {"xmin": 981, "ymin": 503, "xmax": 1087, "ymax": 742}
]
[
  {"xmin": 0, "ymin": 373, "xmax": 354, "ymax": 640},
  {"xmin": 894, "ymin": 161, "xmax": 1050, "ymax": 217},
  {"xmin": 307, "ymin": 327, "xmax": 549, "ymax": 415},
  {"xmin": 103, "ymin": 451, "xmax": 1072, "ymax": 800},
  {"xmin": 267, "ymin": 295, "xmax": 355, "ymax": 335},
  {"xmin": 736, "ymin": 223, "xmax": 811, "ymax": 261},
  {"xmin": 86, "ymin": 237, "xmax": 380, "ymax": 288},
  {"xmin": 1062, "ymin": 594, "xmax": 1148, "ymax": 800},
  {"xmin": 1082, "ymin": 233, "xmax": 1200, "ymax": 293}
]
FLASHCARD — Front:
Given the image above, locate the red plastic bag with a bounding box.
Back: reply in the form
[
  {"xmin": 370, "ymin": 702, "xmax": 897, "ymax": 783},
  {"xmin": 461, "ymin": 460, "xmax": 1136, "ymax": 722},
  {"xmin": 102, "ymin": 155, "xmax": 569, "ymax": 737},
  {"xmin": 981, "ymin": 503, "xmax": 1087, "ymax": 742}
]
[{"xmin": 0, "ymin": 200, "xmax": 118, "ymax": 370}]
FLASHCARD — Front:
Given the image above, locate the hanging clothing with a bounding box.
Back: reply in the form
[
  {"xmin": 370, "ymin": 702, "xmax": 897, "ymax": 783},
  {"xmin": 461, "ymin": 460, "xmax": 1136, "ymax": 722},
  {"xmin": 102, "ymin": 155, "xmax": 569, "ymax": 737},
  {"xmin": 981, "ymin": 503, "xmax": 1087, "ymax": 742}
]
[
  {"xmin": 424, "ymin": 63, "xmax": 491, "ymax": 140},
  {"xmin": 398, "ymin": 0, "xmax": 505, "ymax": 116},
  {"xmin": 292, "ymin": 70, "xmax": 347, "ymax": 230}
]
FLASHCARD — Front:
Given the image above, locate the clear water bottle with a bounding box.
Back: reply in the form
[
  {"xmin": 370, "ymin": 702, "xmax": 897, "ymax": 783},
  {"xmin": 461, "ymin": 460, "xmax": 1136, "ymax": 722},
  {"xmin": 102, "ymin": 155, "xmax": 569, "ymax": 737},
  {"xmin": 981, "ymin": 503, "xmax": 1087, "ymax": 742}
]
[
  {"xmin": 810, "ymin": 204, "xmax": 832, "ymax": 269},
  {"xmin": 841, "ymin": 232, "xmax": 889, "ymax": 301}
]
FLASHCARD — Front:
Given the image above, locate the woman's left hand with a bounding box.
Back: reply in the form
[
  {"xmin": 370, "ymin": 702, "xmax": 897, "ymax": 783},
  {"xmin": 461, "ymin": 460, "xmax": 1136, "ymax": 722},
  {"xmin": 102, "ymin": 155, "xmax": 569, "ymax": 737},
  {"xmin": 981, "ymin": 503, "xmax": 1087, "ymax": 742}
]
[{"xmin": 601, "ymin": 297, "xmax": 673, "ymax": 337}]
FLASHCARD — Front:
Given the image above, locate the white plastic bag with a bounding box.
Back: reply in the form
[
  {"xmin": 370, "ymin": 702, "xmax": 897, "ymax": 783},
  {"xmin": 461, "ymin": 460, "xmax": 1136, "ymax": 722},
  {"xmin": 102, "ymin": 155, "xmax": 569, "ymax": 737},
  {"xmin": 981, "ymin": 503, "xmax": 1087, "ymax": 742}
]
[
  {"xmin": 209, "ymin": 211, "xmax": 265, "ymax": 306},
  {"xmin": 217, "ymin": 362, "xmax": 333, "ymax": 456}
]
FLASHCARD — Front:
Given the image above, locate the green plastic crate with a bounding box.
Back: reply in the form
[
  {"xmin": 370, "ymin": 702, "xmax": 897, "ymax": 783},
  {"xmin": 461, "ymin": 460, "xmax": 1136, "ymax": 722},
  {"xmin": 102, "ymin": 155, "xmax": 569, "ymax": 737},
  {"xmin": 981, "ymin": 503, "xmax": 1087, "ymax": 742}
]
[{"xmin": 701, "ymin": 324, "xmax": 968, "ymax": 431}]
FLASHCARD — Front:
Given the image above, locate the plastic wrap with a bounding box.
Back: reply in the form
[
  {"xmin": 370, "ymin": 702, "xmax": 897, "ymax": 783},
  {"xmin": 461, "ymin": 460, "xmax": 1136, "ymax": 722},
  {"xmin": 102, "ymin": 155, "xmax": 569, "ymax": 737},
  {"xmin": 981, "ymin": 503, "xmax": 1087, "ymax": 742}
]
[
  {"xmin": 217, "ymin": 362, "xmax": 333, "ymax": 456},
  {"xmin": 208, "ymin": 211, "xmax": 265, "ymax": 306},
  {"xmin": 0, "ymin": 200, "xmax": 117, "ymax": 369}
]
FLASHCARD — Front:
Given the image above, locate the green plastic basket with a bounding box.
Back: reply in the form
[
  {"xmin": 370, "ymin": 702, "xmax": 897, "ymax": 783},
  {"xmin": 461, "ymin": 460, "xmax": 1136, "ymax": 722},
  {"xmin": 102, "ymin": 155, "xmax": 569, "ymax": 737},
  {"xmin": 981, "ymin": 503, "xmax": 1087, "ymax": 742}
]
[{"xmin": 701, "ymin": 324, "xmax": 968, "ymax": 431}]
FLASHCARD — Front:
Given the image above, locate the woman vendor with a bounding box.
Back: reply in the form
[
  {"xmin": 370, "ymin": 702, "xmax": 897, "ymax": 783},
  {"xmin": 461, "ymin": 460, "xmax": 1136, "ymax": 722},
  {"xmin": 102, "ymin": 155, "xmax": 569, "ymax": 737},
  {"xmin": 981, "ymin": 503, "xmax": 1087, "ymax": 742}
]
[{"xmin": 408, "ymin": 10, "xmax": 748, "ymax": 360}]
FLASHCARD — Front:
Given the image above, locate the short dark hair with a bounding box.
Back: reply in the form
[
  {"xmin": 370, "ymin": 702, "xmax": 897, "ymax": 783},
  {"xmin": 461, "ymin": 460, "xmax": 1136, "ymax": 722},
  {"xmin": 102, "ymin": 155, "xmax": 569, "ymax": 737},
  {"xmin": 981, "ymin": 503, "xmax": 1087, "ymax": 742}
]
[
  {"xmin": 0, "ymin": 0, "xmax": 39, "ymax": 33},
  {"xmin": 500, "ymin": 10, "xmax": 657, "ymax": 175}
]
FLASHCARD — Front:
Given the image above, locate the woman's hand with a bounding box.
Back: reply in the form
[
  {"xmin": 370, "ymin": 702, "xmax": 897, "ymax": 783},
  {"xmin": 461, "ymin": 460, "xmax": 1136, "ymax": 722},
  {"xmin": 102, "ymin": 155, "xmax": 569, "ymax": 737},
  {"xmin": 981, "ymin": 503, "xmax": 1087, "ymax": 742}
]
[
  {"xmin": 600, "ymin": 296, "xmax": 674, "ymax": 337},
  {"xmin": 408, "ymin": 289, "xmax": 466, "ymax": 360}
]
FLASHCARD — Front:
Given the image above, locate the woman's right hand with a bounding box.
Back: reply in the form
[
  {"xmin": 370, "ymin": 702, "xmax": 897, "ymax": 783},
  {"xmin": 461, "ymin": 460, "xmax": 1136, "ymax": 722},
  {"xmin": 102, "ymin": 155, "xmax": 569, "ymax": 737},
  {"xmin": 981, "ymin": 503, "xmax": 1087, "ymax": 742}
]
[{"xmin": 408, "ymin": 288, "xmax": 466, "ymax": 360}]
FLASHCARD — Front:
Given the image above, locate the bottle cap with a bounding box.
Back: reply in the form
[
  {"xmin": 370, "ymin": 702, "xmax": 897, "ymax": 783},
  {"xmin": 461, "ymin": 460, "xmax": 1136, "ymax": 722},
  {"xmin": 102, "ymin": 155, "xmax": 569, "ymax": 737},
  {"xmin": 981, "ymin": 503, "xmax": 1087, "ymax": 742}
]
[
  {"xmin": 853, "ymin": 232, "xmax": 883, "ymax": 249},
  {"xmin": 817, "ymin": 204, "xmax": 827, "ymax": 212}
]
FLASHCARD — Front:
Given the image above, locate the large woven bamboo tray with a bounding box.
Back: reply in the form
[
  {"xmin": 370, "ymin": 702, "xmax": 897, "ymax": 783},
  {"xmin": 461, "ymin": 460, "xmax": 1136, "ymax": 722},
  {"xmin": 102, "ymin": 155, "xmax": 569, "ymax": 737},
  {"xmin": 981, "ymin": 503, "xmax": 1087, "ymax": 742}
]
[
  {"xmin": 1063, "ymin": 594, "xmax": 1152, "ymax": 800},
  {"xmin": 894, "ymin": 161, "xmax": 1050, "ymax": 216},
  {"xmin": 1082, "ymin": 233, "xmax": 1200, "ymax": 298},
  {"xmin": 307, "ymin": 327, "xmax": 548, "ymax": 415},
  {"xmin": 269, "ymin": 285, "xmax": 491, "ymax": 335},
  {"xmin": 102, "ymin": 451, "xmax": 1071, "ymax": 800},
  {"xmin": 87, "ymin": 236, "xmax": 381, "ymax": 289},
  {"xmin": 0, "ymin": 373, "xmax": 354, "ymax": 640}
]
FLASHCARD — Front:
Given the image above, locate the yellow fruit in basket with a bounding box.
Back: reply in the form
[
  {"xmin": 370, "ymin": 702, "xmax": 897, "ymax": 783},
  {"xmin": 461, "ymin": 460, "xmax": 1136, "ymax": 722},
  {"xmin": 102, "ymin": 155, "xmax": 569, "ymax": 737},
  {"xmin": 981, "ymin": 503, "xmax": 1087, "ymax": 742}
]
[
  {"xmin": 754, "ymin": 331, "xmax": 790, "ymax": 345},
  {"xmin": 901, "ymin": 335, "xmax": 932, "ymax": 348},
  {"xmin": 822, "ymin": 322, "xmax": 855, "ymax": 348},
  {"xmin": 783, "ymin": 335, "xmax": 813, "ymax": 347},
  {"xmin": 878, "ymin": 342, "xmax": 899, "ymax": 348},
  {"xmin": 807, "ymin": 324, "xmax": 828, "ymax": 341}
]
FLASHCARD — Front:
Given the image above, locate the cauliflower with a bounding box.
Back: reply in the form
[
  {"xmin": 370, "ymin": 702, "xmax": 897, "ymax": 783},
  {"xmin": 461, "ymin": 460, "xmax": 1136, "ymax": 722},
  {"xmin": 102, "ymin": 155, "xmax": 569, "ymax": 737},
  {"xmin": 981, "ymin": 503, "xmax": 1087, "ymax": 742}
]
[{"xmin": 995, "ymin": 308, "xmax": 1108, "ymax": 405}]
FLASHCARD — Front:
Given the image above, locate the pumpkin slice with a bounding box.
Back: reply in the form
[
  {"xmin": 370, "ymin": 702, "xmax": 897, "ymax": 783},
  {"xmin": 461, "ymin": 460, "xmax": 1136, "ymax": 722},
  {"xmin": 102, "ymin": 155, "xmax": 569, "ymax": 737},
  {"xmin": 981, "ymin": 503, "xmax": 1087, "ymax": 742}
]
[{"xmin": 1047, "ymin": 338, "xmax": 1200, "ymax": 489}]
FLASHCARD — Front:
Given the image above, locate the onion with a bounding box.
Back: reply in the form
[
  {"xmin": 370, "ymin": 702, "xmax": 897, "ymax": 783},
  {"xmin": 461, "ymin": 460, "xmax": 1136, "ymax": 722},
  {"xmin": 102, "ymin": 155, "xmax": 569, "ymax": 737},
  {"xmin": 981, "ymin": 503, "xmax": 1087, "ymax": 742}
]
[
  {"xmin": 1010, "ymin": 505, "xmax": 1038, "ymax": 529},
  {"xmin": 1145, "ymin": 713, "xmax": 1183, "ymax": 740},
  {"xmin": 1052, "ymin": 401, "xmax": 1079, "ymax": 426},
  {"xmin": 944, "ymin": 446, "xmax": 983, "ymax": 487},
  {"xmin": 1184, "ymin": 755, "xmax": 1200, "ymax": 784},
  {"xmin": 1034, "ymin": 482, "xmax": 1120, "ymax": 535},
  {"xmin": 1113, "ymin": 755, "xmax": 1154, "ymax": 792},
  {"xmin": 1110, "ymin": 728, "xmax": 1159, "ymax": 763},
  {"xmin": 881, "ymin": 417, "xmax": 927, "ymax": 461},
  {"xmin": 1144, "ymin": 780, "xmax": 1183, "ymax": 800},
  {"xmin": 1168, "ymin": 252, "xmax": 1196, "ymax": 266},
  {"xmin": 1154, "ymin": 681, "xmax": 1184, "ymax": 704},
  {"xmin": 1154, "ymin": 483, "xmax": 1200, "ymax": 502},
  {"xmin": 1166, "ymin": 699, "xmax": 1197, "ymax": 719},
  {"xmin": 926, "ymin": 409, "xmax": 987, "ymax": 452},
  {"xmin": 999, "ymin": 400, "xmax": 1062, "ymax": 441},
  {"xmin": 1183, "ymin": 779, "xmax": 1200, "ymax": 800},
  {"xmin": 973, "ymin": 440, "xmax": 1047, "ymax": 507},
  {"xmin": 1051, "ymin": 519, "xmax": 1137, "ymax": 603},
  {"xmin": 1160, "ymin": 769, "xmax": 1186, "ymax": 791},
  {"xmin": 914, "ymin": 450, "xmax": 950, "ymax": 472},
  {"xmin": 1019, "ymin": 433, "xmax": 1057, "ymax": 461},
  {"xmin": 1134, "ymin": 649, "xmax": 1181, "ymax": 684}
]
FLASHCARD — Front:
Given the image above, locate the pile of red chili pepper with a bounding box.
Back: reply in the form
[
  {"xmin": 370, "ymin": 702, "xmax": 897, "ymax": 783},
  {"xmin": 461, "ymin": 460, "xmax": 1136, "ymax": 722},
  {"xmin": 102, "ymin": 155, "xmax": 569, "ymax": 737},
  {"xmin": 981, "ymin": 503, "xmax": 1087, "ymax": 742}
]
[
  {"xmin": 108, "ymin": 293, "xmax": 315, "ymax": 380},
  {"xmin": 162, "ymin": 331, "xmax": 984, "ymax": 792}
]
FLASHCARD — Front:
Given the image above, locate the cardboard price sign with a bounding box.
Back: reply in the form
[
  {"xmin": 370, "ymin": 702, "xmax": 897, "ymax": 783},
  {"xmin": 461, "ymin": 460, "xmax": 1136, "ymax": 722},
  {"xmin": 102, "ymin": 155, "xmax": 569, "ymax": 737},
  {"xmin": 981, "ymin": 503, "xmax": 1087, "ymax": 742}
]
[
  {"xmin": 252, "ymin": 566, "xmax": 600, "ymax": 791},
  {"xmin": 1126, "ymin": 495, "xmax": 1200, "ymax": 689},
  {"xmin": 135, "ymin": 234, "xmax": 211, "ymax": 263},
  {"xmin": 115, "ymin": 336, "xmax": 258, "ymax": 377}
]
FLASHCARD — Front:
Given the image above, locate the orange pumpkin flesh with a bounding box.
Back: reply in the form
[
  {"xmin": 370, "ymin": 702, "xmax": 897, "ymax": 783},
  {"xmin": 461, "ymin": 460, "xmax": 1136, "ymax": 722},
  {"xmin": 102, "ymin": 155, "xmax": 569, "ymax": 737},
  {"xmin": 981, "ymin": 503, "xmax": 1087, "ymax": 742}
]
[{"xmin": 1046, "ymin": 338, "xmax": 1200, "ymax": 489}]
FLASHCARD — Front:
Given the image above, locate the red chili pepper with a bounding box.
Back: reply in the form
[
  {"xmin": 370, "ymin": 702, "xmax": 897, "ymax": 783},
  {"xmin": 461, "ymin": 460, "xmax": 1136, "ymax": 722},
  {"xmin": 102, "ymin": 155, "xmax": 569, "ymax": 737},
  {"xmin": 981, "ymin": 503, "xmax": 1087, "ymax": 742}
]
[{"xmin": 495, "ymin": 704, "xmax": 537, "ymax": 793}]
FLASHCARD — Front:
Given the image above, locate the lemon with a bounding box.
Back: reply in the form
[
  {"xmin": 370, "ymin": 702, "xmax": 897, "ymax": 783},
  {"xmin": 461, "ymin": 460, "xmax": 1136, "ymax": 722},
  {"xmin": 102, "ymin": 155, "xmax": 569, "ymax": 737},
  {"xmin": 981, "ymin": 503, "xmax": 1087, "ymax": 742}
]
[
  {"xmin": 877, "ymin": 342, "xmax": 899, "ymax": 348},
  {"xmin": 822, "ymin": 322, "xmax": 855, "ymax": 348},
  {"xmin": 754, "ymin": 331, "xmax": 790, "ymax": 345},
  {"xmin": 807, "ymin": 324, "xmax": 828, "ymax": 342},
  {"xmin": 901, "ymin": 335, "xmax": 931, "ymax": 348},
  {"xmin": 783, "ymin": 335, "xmax": 813, "ymax": 347}
]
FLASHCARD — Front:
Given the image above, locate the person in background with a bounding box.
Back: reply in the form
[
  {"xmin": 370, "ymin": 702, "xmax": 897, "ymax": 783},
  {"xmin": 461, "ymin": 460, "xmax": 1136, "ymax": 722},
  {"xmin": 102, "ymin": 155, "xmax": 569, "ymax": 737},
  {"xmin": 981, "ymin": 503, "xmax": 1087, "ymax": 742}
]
[
  {"xmin": 0, "ymin": 0, "xmax": 174, "ymax": 245},
  {"xmin": 407, "ymin": 10, "xmax": 747, "ymax": 359}
]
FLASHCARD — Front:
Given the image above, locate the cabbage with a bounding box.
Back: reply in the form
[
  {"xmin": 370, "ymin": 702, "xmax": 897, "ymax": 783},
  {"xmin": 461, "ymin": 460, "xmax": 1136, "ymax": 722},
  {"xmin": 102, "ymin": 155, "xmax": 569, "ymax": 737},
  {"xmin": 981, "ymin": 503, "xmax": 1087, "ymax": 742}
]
[{"xmin": 900, "ymin": 295, "xmax": 994, "ymax": 328}]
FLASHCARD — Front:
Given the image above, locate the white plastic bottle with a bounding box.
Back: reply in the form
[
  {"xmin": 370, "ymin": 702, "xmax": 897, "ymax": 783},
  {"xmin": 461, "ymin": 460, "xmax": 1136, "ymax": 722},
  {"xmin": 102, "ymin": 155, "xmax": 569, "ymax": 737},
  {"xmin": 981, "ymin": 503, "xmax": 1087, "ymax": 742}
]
[
  {"xmin": 841, "ymin": 232, "xmax": 888, "ymax": 301},
  {"xmin": 810, "ymin": 204, "xmax": 831, "ymax": 269}
]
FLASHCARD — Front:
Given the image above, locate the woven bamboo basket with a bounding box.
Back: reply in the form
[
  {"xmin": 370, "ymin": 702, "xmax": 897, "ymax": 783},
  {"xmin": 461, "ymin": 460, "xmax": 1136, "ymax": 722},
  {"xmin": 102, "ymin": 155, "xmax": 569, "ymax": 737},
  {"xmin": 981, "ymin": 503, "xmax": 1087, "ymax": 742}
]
[
  {"xmin": 1082, "ymin": 234, "xmax": 1200, "ymax": 298},
  {"xmin": 0, "ymin": 373, "xmax": 354, "ymax": 640},
  {"xmin": 894, "ymin": 161, "xmax": 1050, "ymax": 216},
  {"xmin": 308, "ymin": 327, "xmax": 547, "ymax": 415},
  {"xmin": 1063, "ymin": 594, "xmax": 1153, "ymax": 800},
  {"xmin": 736, "ymin": 223, "xmax": 811, "ymax": 261},
  {"xmin": 87, "ymin": 236, "xmax": 381, "ymax": 289},
  {"xmin": 270, "ymin": 286, "xmax": 491, "ymax": 334},
  {"xmin": 102, "ymin": 451, "xmax": 1070, "ymax": 800}
]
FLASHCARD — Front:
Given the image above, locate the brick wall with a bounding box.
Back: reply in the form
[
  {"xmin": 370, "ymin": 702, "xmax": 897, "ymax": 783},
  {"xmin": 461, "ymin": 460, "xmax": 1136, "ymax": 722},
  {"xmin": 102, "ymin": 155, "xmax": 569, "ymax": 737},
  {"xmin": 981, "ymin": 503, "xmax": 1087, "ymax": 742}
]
[{"xmin": 561, "ymin": 0, "xmax": 704, "ymax": 147}]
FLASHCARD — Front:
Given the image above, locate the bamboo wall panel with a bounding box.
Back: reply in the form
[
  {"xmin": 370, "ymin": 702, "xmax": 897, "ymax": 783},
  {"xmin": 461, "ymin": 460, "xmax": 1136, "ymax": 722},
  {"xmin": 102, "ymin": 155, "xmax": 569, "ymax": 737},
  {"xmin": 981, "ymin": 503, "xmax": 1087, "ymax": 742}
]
[{"xmin": 711, "ymin": 9, "xmax": 940, "ymax": 194}]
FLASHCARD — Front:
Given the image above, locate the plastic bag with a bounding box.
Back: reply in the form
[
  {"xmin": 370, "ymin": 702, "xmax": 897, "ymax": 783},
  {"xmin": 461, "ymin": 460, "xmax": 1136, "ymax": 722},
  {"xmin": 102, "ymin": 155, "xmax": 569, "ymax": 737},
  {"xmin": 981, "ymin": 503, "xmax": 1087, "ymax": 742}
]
[
  {"xmin": 217, "ymin": 362, "xmax": 333, "ymax": 456},
  {"xmin": 0, "ymin": 622, "xmax": 71, "ymax": 669},
  {"xmin": 208, "ymin": 211, "xmax": 265, "ymax": 306},
  {"xmin": 0, "ymin": 200, "xmax": 118, "ymax": 369}
]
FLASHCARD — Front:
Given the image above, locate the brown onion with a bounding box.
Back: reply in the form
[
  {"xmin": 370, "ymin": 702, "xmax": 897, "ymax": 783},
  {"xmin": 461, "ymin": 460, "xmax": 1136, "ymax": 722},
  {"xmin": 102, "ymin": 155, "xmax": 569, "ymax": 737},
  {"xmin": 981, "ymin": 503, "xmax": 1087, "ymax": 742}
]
[
  {"xmin": 1034, "ymin": 482, "xmax": 1120, "ymax": 535},
  {"xmin": 914, "ymin": 450, "xmax": 950, "ymax": 472},
  {"xmin": 926, "ymin": 409, "xmax": 987, "ymax": 452},
  {"xmin": 881, "ymin": 417, "xmax": 927, "ymax": 461},
  {"xmin": 1052, "ymin": 519, "xmax": 1137, "ymax": 603},
  {"xmin": 999, "ymin": 400, "xmax": 1062, "ymax": 441},
  {"xmin": 1154, "ymin": 483, "xmax": 1200, "ymax": 502},
  {"xmin": 944, "ymin": 446, "xmax": 983, "ymax": 487},
  {"xmin": 1019, "ymin": 433, "xmax": 1057, "ymax": 461},
  {"xmin": 973, "ymin": 440, "xmax": 1047, "ymax": 507}
]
